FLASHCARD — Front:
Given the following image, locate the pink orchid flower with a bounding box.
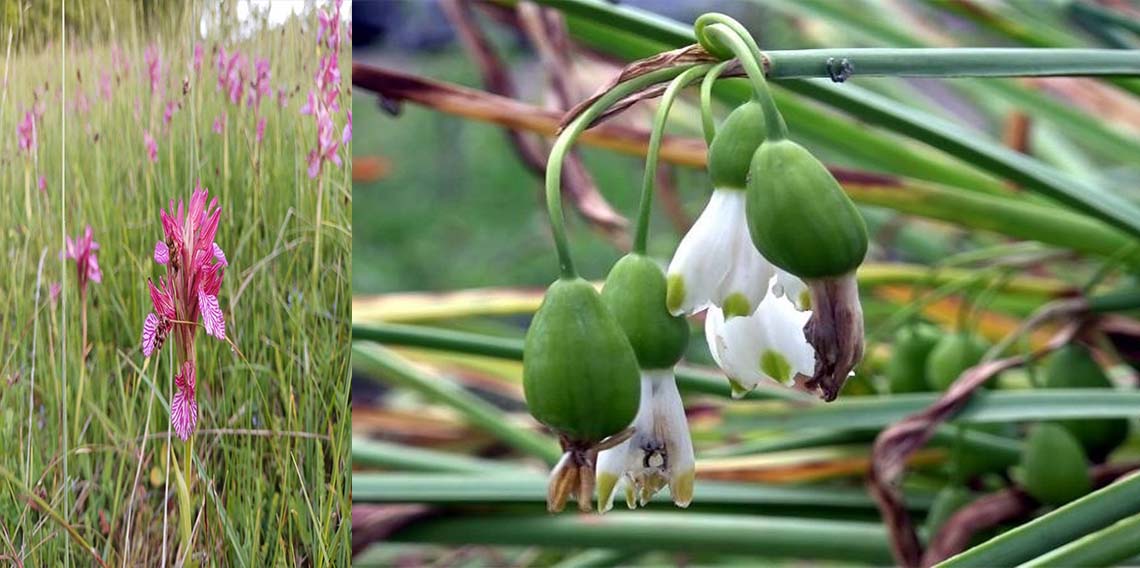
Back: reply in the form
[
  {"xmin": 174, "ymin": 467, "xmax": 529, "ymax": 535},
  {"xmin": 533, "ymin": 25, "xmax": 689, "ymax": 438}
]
[
  {"xmin": 144, "ymin": 44, "xmax": 163, "ymax": 97},
  {"xmin": 65, "ymin": 225, "xmax": 102, "ymax": 297},
  {"xmin": 141, "ymin": 185, "xmax": 228, "ymax": 440},
  {"xmin": 17, "ymin": 111, "xmax": 36, "ymax": 154},
  {"xmin": 256, "ymin": 117, "xmax": 266, "ymax": 145}
]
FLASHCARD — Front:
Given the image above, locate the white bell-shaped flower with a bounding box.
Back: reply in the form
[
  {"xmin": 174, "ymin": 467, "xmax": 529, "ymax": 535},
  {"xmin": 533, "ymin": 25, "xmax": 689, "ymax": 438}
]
[
  {"xmin": 596, "ymin": 369, "xmax": 695, "ymax": 512},
  {"xmin": 772, "ymin": 267, "xmax": 811, "ymax": 311},
  {"xmin": 705, "ymin": 288, "xmax": 816, "ymax": 398},
  {"xmin": 666, "ymin": 189, "xmax": 773, "ymax": 318}
]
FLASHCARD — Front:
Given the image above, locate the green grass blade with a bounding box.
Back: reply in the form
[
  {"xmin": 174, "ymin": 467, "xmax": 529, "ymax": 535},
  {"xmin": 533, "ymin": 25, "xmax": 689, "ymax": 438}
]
[
  {"xmin": 725, "ymin": 390, "xmax": 1140, "ymax": 432},
  {"xmin": 351, "ymin": 342, "xmax": 562, "ymax": 464},
  {"xmin": 352, "ymin": 473, "xmax": 933, "ymax": 512},
  {"xmin": 937, "ymin": 472, "xmax": 1140, "ymax": 567},
  {"xmin": 387, "ymin": 511, "xmax": 896, "ymax": 563},
  {"xmin": 1019, "ymin": 510, "xmax": 1140, "ymax": 567},
  {"xmin": 351, "ymin": 437, "xmax": 519, "ymax": 474}
]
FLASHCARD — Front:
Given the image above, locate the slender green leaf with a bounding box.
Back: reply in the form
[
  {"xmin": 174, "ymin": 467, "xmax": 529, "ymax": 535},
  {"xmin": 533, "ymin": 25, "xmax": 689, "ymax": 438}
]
[
  {"xmin": 1019, "ymin": 510, "xmax": 1140, "ymax": 567},
  {"xmin": 388, "ymin": 511, "xmax": 896, "ymax": 563},
  {"xmin": 353, "ymin": 473, "xmax": 934, "ymax": 512},
  {"xmin": 937, "ymin": 472, "xmax": 1140, "ymax": 567},
  {"xmin": 351, "ymin": 437, "xmax": 519, "ymax": 474},
  {"xmin": 725, "ymin": 390, "xmax": 1140, "ymax": 432}
]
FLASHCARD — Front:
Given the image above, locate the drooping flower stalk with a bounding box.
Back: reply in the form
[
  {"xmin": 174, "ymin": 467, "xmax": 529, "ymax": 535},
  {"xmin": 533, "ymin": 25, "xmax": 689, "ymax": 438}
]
[{"xmin": 65, "ymin": 225, "xmax": 102, "ymax": 425}]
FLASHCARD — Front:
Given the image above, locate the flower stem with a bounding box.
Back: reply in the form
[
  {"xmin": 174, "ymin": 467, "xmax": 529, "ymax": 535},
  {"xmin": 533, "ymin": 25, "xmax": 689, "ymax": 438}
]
[
  {"xmin": 312, "ymin": 174, "xmax": 325, "ymax": 292},
  {"xmin": 546, "ymin": 66, "xmax": 697, "ymax": 277},
  {"xmin": 633, "ymin": 65, "xmax": 711, "ymax": 254},
  {"xmin": 699, "ymin": 61, "xmax": 731, "ymax": 145},
  {"xmin": 696, "ymin": 17, "xmax": 787, "ymax": 140}
]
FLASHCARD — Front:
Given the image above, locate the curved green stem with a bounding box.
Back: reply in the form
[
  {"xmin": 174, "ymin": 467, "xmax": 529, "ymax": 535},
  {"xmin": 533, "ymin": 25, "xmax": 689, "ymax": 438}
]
[
  {"xmin": 697, "ymin": 20, "xmax": 788, "ymax": 140},
  {"xmin": 699, "ymin": 61, "xmax": 732, "ymax": 145},
  {"xmin": 634, "ymin": 65, "xmax": 711, "ymax": 254},
  {"xmin": 545, "ymin": 66, "xmax": 697, "ymax": 277}
]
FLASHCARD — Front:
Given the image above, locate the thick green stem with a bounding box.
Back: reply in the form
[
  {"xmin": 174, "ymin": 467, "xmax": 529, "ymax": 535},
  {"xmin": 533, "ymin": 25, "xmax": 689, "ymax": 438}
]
[
  {"xmin": 695, "ymin": 17, "xmax": 787, "ymax": 140},
  {"xmin": 386, "ymin": 511, "xmax": 895, "ymax": 563},
  {"xmin": 545, "ymin": 66, "xmax": 694, "ymax": 277},
  {"xmin": 633, "ymin": 65, "xmax": 710, "ymax": 254}
]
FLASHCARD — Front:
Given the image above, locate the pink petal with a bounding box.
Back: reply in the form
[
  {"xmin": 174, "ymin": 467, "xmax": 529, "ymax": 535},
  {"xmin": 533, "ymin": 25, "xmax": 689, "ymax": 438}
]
[
  {"xmin": 171, "ymin": 387, "xmax": 198, "ymax": 441},
  {"xmin": 88, "ymin": 254, "xmax": 102, "ymax": 284},
  {"xmin": 141, "ymin": 313, "xmax": 159, "ymax": 357},
  {"xmin": 212, "ymin": 242, "xmax": 228, "ymax": 266},
  {"xmin": 154, "ymin": 241, "xmax": 169, "ymax": 265},
  {"xmin": 199, "ymin": 290, "xmax": 226, "ymax": 340}
]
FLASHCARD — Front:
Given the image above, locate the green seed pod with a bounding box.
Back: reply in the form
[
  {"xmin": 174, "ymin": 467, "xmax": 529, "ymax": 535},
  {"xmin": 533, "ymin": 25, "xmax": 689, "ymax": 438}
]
[
  {"xmin": 1019, "ymin": 423, "xmax": 1091, "ymax": 506},
  {"xmin": 524, "ymin": 278, "xmax": 641, "ymax": 443},
  {"xmin": 601, "ymin": 254, "xmax": 690, "ymax": 370},
  {"xmin": 708, "ymin": 101, "xmax": 766, "ymax": 190},
  {"xmin": 926, "ymin": 333, "xmax": 990, "ymax": 392},
  {"xmin": 745, "ymin": 139, "xmax": 868, "ymax": 279},
  {"xmin": 886, "ymin": 323, "xmax": 942, "ymax": 394},
  {"xmin": 1041, "ymin": 344, "xmax": 1129, "ymax": 460},
  {"xmin": 924, "ymin": 486, "xmax": 974, "ymax": 542}
]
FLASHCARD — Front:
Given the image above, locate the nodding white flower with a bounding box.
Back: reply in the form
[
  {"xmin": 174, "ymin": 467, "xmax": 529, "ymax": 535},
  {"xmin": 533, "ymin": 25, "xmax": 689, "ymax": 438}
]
[
  {"xmin": 666, "ymin": 189, "xmax": 773, "ymax": 318},
  {"xmin": 705, "ymin": 289, "xmax": 815, "ymax": 398},
  {"xmin": 596, "ymin": 369, "xmax": 694, "ymax": 512},
  {"xmin": 773, "ymin": 268, "xmax": 811, "ymax": 311}
]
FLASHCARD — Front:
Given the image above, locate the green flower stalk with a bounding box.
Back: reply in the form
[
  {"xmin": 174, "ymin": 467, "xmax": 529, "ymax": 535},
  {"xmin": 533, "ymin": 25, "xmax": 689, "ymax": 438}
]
[
  {"xmin": 595, "ymin": 68, "xmax": 705, "ymax": 511},
  {"xmin": 696, "ymin": 14, "xmax": 870, "ymax": 401}
]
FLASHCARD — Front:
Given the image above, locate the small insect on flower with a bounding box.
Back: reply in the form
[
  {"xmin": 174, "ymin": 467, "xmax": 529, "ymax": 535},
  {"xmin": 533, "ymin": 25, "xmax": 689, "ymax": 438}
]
[{"xmin": 65, "ymin": 225, "xmax": 103, "ymax": 297}]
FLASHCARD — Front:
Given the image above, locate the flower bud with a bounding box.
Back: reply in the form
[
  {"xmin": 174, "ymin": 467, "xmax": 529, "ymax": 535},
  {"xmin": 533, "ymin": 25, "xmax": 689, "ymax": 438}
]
[
  {"xmin": 602, "ymin": 254, "xmax": 690, "ymax": 370},
  {"xmin": 745, "ymin": 139, "xmax": 867, "ymax": 279},
  {"xmin": 524, "ymin": 277, "xmax": 641, "ymax": 512},
  {"xmin": 885, "ymin": 323, "xmax": 942, "ymax": 394},
  {"xmin": 925, "ymin": 332, "xmax": 989, "ymax": 391},
  {"xmin": 1018, "ymin": 423, "xmax": 1091, "ymax": 506},
  {"xmin": 1041, "ymin": 344, "xmax": 1129, "ymax": 461},
  {"xmin": 708, "ymin": 101, "xmax": 766, "ymax": 191}
]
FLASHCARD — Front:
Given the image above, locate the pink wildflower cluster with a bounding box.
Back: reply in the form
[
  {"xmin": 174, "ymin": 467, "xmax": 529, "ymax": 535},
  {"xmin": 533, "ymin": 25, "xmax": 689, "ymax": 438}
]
[
  {"xmin": 65, "ymin": 225, "xmax": 103, "ymax": 298},
  {"xmin": 302, "ymin": 0, "xmax": 347, "ymax": 178},
  {"xmin": 141, "ymin": 185, "xmax": 228, "ymax": 440}
]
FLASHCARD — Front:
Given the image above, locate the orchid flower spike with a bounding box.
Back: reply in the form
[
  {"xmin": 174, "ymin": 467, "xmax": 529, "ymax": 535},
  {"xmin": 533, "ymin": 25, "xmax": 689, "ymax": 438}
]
[{"xmin": 596, "ymin": 369, "xmax": 695, "ymax": 512}]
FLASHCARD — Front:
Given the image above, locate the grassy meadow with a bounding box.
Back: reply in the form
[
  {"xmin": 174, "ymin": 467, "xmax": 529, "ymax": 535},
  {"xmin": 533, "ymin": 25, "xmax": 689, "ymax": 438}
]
[{"xmin": 0, "ymin": 3, "xmax": 350, "ymax": 566}]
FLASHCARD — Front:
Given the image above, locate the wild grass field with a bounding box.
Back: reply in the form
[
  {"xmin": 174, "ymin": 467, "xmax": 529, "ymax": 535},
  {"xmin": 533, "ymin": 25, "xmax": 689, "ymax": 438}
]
[{"xmin": 0, "ymin": 3, "xmax": 351, "ymax": 565}]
